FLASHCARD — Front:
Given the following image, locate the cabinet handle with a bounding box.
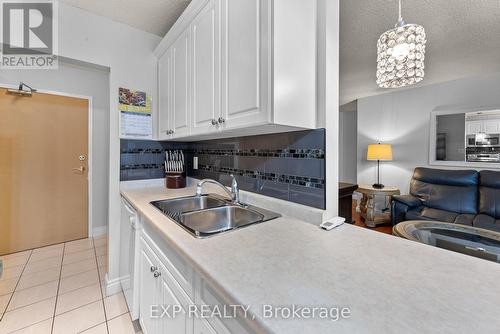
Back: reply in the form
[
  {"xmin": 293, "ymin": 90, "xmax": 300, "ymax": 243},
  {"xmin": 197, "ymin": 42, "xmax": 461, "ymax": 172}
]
[
  {"xmin": 150, "ymin": 266, "xmax": 157, "ymax": 272},
  {"xmin": 211, "ymin": 119, "xmax": 218, "ymax": 126},
  {"xmin": 153, "ymin": 271, "xmax": 161, "ymax": 278},
  {"xmin": 218, "ymin": 117, "xmax": 225, "ymax": 124}
]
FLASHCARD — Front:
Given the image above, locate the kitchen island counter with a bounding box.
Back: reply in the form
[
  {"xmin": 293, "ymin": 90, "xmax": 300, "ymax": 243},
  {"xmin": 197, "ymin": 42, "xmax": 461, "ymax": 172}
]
[{"xmin": 121, "ymin": 184, "xmax": 500, "ymax": 334}]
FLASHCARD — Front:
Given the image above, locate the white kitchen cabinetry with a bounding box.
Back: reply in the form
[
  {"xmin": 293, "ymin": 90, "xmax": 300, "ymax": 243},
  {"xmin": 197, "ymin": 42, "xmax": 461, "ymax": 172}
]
[
  {"xmin": 466, "ymin": 120, "xmax": 500, "ymax": 135},
  {"xmin": 138, "ymin": 221, "xmax": 252, "ymax": 334},
  {"xmin": 191, "ymin": 0, "xmax": 220, "ymax": 135},
  {"xmin": 158, "ymin": 49, "xmax": 173, "ymax": 140},
  {"xmin": 155, "ymin": 0, "xmax": 317, "ymax": 140}
]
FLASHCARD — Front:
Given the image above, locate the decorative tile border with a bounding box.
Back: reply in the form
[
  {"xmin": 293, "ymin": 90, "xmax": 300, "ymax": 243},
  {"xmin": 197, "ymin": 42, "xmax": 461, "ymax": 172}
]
[
  {"xmin": 197, "ymin": 164, "xmax": 325, "ymax": 189},
  {"xmin": 186, "ymin": 148, "xmax": 324, "ymax": 159}
]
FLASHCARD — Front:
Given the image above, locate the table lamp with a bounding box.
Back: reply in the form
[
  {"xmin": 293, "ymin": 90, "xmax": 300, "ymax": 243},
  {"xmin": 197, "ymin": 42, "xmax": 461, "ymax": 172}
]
[{"xmin": 367, "ymin": 143, "xmax": 393, "ymax": 189}]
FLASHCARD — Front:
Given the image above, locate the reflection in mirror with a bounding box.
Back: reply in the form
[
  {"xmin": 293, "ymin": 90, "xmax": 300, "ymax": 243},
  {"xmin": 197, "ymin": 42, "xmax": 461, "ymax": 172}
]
[{"xmin": 435, "ymin": 109, "xmax": 500, "ymax": 163}]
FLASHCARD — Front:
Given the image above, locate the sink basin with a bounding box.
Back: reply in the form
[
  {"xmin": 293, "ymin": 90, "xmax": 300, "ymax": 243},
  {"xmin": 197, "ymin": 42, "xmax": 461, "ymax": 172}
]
[
  {"xmin": 150, "ymin": 193, "xmax": 281, "ymax": 238},
  {"xmin": 151, "ymin": 195, "xmax": 226, "ymax": 221},
  {"xmin": 181, "ymin": 206, "xmax": 265, "ymax": 236}
]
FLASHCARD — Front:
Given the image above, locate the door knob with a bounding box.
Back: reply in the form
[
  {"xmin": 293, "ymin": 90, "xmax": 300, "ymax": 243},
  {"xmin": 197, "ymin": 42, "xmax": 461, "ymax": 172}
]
[
  {"xmin": 150, "ymin": 266, "xmax": 157, "ymax": 272},
  {"xmin": 154, "ymin": 271, "xmax": 161, "ymax": 278},
  {"xmin": 211, "ymin": 119, "xmax": 218, "ymax": 125},
  {"xmin": 72, "ymin": 166, "xmax": 85, "ymax": 173},
  {"xmin": 218, "ymin": 117, "xmax": 225, "ymax": 124}
]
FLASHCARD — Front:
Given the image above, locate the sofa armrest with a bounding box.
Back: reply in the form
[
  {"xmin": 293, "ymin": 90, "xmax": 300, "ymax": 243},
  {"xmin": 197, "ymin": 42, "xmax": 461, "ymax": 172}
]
[
  {"xmin": 391, "ymin": 195, "xmax": 421, "ymax": 225},
  {"xmin": 392, "ymin": 194, "xmax": 421, "ymax": 207}
]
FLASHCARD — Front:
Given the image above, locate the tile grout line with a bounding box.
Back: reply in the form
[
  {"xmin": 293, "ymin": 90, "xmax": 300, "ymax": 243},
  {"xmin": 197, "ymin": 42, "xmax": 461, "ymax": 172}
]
[
  {"xmin": 0, "ymin": 250, "xmax": 33, "ymax": 322},
  {"xmin": 50, "ymin": 242, "xmax": 66, "ymax": 334},
  {"xmin": 93, "ymin": 237, "xmax": 110, "ymax": 334}
]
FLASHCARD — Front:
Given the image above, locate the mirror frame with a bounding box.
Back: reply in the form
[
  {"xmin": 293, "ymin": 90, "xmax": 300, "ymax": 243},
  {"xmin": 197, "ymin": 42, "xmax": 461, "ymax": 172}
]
[{"xmin": 429, "ymin": 105, "xmax": 500, "ymax": 169}]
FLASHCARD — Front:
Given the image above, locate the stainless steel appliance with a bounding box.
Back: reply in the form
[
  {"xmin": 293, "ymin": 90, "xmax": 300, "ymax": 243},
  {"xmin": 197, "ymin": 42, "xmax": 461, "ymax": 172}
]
[
  {"xmin": 466, "ymin": 153, "xmax": 500, "ymax": 162},
  {"xmin": 473, "ymin": 133, "xmax": 500, "ymax": 147}
]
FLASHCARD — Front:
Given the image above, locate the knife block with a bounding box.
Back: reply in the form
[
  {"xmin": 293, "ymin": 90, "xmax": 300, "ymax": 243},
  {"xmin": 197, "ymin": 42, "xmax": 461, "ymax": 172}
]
[{"xmin": 166, "ymin": 172, "xmax": 186, "ymax": 189}]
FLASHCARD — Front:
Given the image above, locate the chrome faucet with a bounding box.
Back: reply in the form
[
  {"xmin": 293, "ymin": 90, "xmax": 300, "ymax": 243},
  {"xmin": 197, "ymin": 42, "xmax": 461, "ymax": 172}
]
[{"xmin": 196, "ymin": 174, "xmax": 240, "ymax": 204}]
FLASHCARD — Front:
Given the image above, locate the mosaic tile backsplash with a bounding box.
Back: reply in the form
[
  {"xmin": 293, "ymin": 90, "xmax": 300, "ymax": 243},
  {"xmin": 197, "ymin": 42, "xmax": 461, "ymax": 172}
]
[{"xmin": 120, "ymin": 129, "xmax": 326, "ymax": 209}]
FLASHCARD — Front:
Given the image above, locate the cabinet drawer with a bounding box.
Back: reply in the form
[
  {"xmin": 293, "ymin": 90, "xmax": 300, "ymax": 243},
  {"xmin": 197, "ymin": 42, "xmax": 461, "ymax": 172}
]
[
  {"xmin": 142, "ymin": 224, "xmax": 195, "ymax": 299},
  {"xmin": 197, "ymin": 277, "xmax": 251, "ymax": 334}
]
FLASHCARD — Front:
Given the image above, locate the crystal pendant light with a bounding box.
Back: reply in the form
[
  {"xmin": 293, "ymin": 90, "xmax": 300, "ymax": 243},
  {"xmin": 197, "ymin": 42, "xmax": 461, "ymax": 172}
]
[{"xmin": 376, "ymin": 0, "xmax": 426, "ymax": 88}]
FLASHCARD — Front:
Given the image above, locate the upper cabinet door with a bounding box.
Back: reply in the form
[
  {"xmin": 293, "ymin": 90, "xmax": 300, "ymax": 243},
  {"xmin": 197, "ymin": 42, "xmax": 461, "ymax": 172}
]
[
  {"xmin": 220, "ymin": 0, "xmax": 268, "ymax": 128},
  {"xmin": 191, "ymin": 0, "xmax": 220, "ymax": 135},
  {"xmin": 483, "ymin": 120, "xmax": 500, "ymax": 134},
  {"xmin": 171, "ymin": 30, "xmax": 191, "ymax": 138},
  {"xmin": 158, "ymin": 49, "xmax": 172, "ymax": 140},
  {"xmin": 466, "ymin": 121, "xmax": 483, "ymax": 135}
]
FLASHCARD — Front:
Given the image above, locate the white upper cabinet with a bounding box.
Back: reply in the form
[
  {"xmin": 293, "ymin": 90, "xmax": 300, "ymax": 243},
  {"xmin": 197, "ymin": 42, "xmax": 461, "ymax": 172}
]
[
  {"xmin": 155, "ymin": 0, "xmax": 317, "ymax": 140},
  {"xmin": 220, "ymin": 0, "xmax": 267, "ymax": 129},
  {"xmin": 158, "ymin": 49, "xmax": 172, "ymax": 140},
  {"xmin": 171, "ymin": 30, "xmax": 191, "ymax": 138},
  {"xmin": 191, "ymin": 0, "xmax": 220, "ymax": 134},
  {"xmin": 466, "ymin": 119, "xmax": 500, "ymax": 135}
]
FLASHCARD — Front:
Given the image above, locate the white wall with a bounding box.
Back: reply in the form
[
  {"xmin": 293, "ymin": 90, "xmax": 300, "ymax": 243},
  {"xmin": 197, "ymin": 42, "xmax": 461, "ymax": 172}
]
[
  {"xmin": 357, "ymin": 72, "xmax": 500, "ymax": 194},
  {"xmin": 339, "ymin": 101, "xmax": 357, "ymax": 183},
  {"xmin": 55, "ymin": 3, "xmax": 161, "ymax": 294},
  {"xmin": 0, "ymin": 60, "xmax": 110, "ymax": 231}
]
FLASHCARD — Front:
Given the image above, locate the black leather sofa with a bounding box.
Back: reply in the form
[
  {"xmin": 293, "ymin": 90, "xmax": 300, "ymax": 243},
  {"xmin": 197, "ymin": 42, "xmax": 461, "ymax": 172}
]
[{"xmin": 391, "ymin": 167, "xmax": 500, "ymax": 232}]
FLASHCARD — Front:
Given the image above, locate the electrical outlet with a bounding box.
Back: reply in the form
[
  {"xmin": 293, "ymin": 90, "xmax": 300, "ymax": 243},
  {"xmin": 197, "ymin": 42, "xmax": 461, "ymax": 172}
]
[{"xmin": 193, "ymin": 156, "xmax": 198, "ymax": 170}]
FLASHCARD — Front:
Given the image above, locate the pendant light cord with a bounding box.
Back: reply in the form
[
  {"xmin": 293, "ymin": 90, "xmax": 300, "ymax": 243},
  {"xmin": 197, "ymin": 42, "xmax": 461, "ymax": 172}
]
[{"xmin": 398, "ymin": 0, "xmax": 402, "ymax": 22}]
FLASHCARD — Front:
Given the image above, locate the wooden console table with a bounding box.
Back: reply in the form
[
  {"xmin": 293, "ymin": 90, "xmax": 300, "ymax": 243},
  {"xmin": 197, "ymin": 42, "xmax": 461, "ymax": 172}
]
[{"xmin": 357, "ymin": 185, "xmax": 400, "ymax": 227}]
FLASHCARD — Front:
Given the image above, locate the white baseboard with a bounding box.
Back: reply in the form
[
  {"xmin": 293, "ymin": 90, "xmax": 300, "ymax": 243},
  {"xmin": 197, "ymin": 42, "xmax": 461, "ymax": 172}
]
[
  {"xmin": 104, "ymin": 274, "xmax": 122, "ymax": 297},
  {"xmin": 92, "ymin": 226, "xmax": 108, "ymax": 237}
]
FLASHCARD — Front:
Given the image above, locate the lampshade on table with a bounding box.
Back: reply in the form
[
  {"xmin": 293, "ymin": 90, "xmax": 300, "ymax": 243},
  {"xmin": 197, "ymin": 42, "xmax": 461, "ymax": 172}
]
[
  {"xmin": 367, "ymin": 143, "xmax": 393, "ymax": 189},
  {"xmin": 367, "ymin": 144, "xmax": 393, "ymax": 161}
]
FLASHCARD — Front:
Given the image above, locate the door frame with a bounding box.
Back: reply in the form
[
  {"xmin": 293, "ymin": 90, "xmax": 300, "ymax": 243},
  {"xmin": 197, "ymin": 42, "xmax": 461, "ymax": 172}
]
[{"xmin": 0, "ymin": 83, "xmax": 95, "ymax": 237}]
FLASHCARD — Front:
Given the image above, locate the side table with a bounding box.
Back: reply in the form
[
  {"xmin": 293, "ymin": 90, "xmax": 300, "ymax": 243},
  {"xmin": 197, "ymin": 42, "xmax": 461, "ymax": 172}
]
[{"xmin": 357, "ymin": 185, "xmax": 400, "ymax": 227}]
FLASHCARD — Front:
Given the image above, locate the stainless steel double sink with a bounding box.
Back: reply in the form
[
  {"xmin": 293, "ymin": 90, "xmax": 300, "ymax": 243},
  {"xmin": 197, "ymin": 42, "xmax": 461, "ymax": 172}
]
[{"xmin": 151, "ymin": 194, "xmax": 281, "ymax": 238}]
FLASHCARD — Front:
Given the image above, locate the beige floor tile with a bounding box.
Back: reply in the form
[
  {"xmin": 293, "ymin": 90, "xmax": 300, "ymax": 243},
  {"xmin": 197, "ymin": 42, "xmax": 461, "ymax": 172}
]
[
  {"xmin": 80, "ymin": 322, "xmax": 108, "ymax": 334},
  {"xmin": 28, "ymin": 248, "xmax": 63, "ymax": 263},
  {"xmin": 16, "ymin": 267, "xmax": 60, "ymax": 290},
  {"xmin": 53, "ymin": 300, "xmax": 105, "ymax": 334},
  {"xmin": 8, "ymin": 280, "xmax": 58, "ymax": 311},
  {"xmin": 1, "ymin": 253, "xmax": 30, "ymax": 269},
  {"xmin": 93, "ymin": 237, "xmax": 107, "ymax": 248},
  {"xmin": 0, "ymin": 297, "xmax": 55, "ymax": 333},
  {"xmin": 61, "ymin": 258, "xmax": 97, "ymax": 278},
  {"xmin": 56, "ymin": 283, "xmax": 102, "ymax": 315},
  {"xmin": 0, "ymin": 250, "xmax": 31, "ymax": 261},
  {"xmin": 0, "ymin": 293, "xmax": 11, "ymax": 313},
  {"xmin": 95, "ymin": 246, "xmax": 107, "ymax": 257},
  {"xmin": 0, "ymin": 277, "xmax": 19, "ymax": 295},
  {"xmin": 107, "ymin": 313, "xmax": 135, "ymax": 334},
  {"xmin": 0, "ymin": 264, "xmax": 24, "ymax": 280},
  {"xmin": 59, "ymin": 268, "xmax": 99, "ymax": 294},
  {"xmin": 32, "ymin": 243, "xmax": 64, "ymax": 254},
  {"xmin": 63, "ymin": 248, "xmax": 96, "ymax": 265},
  {"xmin": 23, "ymin": 256, "xmax": 62, "ymax": 274},
  {"xmin": 9, "ymin": 318, "xmax": 53, "ymax": 334},
  {"xmin": 98, "ymin": 265, "xmax": 108, "ymax": 281},
  {"xmin": 64, "ymin": 238, "xmax": 94, "ymax": 254},
  {"xmin": 104, "ymin": 292, "xmax": 128, "ymax": 320},
  {"xmin": 97, "ymin": 255, "xmax": 108, "ymax": 268}
]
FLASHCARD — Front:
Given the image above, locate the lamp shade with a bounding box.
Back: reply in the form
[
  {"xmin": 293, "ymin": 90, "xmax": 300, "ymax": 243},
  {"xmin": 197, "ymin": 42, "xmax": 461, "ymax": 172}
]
[{"xmin": 367, "ymin": 144, "xmax": 393, "ymax": 161}]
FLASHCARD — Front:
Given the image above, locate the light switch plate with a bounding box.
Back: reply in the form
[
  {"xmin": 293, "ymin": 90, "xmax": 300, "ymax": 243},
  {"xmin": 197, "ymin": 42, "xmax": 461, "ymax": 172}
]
[{"xmin": 193, "ymin": 156, "xmax": 198, "ymax": 170}]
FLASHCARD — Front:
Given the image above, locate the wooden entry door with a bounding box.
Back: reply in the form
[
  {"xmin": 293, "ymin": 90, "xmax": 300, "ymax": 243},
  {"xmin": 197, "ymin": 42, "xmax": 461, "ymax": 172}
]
[{"xmin": 0, "ymin": 88, "xmax": 89, "ymax": 255}]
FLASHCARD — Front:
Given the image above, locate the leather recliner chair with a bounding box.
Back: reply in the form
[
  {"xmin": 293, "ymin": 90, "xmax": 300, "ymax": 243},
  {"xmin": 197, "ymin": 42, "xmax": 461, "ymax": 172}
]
[{"xmin": 391, "ymin": 167, "xmax": 500, "ymax": 232}]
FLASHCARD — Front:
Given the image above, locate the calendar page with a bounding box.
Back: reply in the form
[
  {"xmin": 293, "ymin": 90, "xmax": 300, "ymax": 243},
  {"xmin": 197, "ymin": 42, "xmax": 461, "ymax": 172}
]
[{"xmin": 118, "ymin": 87, "xmax": 152, "ymax": 139}]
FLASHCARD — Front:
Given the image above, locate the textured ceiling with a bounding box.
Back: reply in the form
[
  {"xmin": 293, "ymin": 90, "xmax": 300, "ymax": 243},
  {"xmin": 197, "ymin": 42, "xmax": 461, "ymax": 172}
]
[
  {"xmin": 61, "ymin": 1, "xmax": 500, "ymax": 105},
  {"xmin": 60, "ymin": 0, "xmax": 190, "ymax": 36},
  {"xmin": 340, "ymin": 0, "xmax": 500, "ymax": 105}
]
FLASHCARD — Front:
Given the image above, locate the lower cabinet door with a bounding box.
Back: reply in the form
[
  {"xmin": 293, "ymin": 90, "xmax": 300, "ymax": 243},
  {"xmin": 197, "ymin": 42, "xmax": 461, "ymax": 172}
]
[
  {"xmin": 194, "ymin": 318, "xmax": 217, "ymax": 334},
  {"xmin": 139, "ymin": 241, "xmax": 161, "ymax": 334},
  {"xmin": 158, "ymin": 261, "xmax": 194, "ymax": 333}
]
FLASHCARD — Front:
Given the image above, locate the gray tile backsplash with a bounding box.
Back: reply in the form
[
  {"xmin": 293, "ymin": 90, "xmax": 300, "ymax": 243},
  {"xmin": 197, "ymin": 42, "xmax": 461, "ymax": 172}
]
[{"xmin": 120, "ymin": 129, "xmax": 325, "ymax": 209}]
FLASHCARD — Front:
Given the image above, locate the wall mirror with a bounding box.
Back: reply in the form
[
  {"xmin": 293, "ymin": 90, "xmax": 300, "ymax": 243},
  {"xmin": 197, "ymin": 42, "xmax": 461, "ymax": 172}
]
[{"xmin": 430, "ymin": 107, "xmax": 500, "ymax": 167}]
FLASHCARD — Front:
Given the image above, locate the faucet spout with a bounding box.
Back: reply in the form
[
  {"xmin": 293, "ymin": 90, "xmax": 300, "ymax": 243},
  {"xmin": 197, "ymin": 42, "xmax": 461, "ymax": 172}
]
[{"xmin": 196, "ymin": 175, "xmax": 241, "ymax": 205}]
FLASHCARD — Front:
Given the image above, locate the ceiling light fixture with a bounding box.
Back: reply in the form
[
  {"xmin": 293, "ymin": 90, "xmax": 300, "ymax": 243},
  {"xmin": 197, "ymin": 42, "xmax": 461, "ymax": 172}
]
[{"xmin": 376, "ymin": 0, "xmax": 426, "ymax": 88}]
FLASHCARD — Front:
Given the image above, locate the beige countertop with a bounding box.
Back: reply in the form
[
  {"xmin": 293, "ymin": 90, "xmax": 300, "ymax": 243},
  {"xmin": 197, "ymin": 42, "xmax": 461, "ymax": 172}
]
[{"xmin": 121, "ymin": 184, "xmax": 500, "ymax": 334}]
